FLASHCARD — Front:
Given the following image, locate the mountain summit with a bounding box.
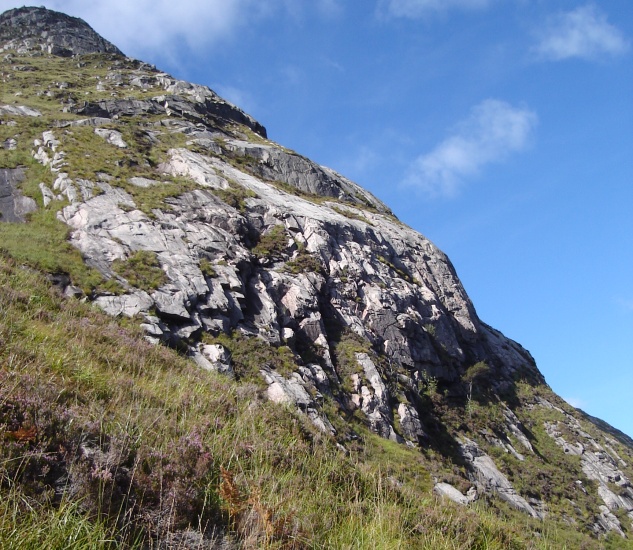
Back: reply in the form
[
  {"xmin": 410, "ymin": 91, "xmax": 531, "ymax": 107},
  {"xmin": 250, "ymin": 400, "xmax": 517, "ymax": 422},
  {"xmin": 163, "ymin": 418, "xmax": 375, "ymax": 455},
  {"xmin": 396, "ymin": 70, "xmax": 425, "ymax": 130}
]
[
  {"xmin": 0, "ymin": 6, "xmax": 123, "ymax": 57},
  {"xmin": 1, "ymin": 7, "xmax": 632, "ymax": 548}
]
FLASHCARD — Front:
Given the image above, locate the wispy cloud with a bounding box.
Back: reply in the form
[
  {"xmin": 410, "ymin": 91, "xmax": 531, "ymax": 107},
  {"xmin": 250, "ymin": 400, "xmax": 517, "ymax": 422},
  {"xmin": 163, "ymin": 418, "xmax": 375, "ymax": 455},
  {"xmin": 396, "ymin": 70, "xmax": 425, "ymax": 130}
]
[
  {"xmin": 338, "ymin": 145, "xmax": 382, "ymax": 179},
  {"xmin": 383, "ymin": 0, "xmax": 491, "ymax": 18},
  {"xmin": 564, "ymin": 396, "xmax": 587, "ymax": 410},
  {"xmin": 280, "ymin": 64, "xmax": 304, "ymax": 87},
  {"xmin": 616, "ymin": 297, "xmax": 633, "ymax": 312},
  {"xmin": 533, "ymin": 5, "xmax": 629, "ymax": 61},
  {"xmin": 37, "ymin": 0, "xmax": 341, "ymax": 61},
  {"xmin": 316, "ymin": 0, "xmax": 343, "ymax": 18},
  {"xmin": 41, "ymin": 0, "xmax": 270, "ymax": 59},
  {"xmin": 403, "ymin": 99, "xmax": 537, "ymax": 198},
  {"xmin": 211, "ymin": 84, "xmax": 258, "ymax": 115},
  {"xmin": 322, "ymin": 57, "xmax": 345, "ymax": 73}
]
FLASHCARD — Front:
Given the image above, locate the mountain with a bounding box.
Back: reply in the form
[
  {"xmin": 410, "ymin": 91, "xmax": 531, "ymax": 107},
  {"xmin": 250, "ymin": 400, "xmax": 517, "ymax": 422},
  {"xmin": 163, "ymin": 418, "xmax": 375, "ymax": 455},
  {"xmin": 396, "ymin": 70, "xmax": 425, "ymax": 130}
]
[{"xmin": 1, "ymin": 6, "xmax": 632, "ymax": 548}]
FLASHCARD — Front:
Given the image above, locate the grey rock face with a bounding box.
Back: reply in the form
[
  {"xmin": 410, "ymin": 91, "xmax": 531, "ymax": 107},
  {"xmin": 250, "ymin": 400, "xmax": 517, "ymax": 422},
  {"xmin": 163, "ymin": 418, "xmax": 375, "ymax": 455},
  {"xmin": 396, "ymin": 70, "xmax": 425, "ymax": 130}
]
[
  {"xmin": 32, "ymin": 123, "xmax": 544, "ymax": 451},
  {"xmin": 262, "ymin": 366, "xmax": 335, "ymax": 434},
  {"xmin": 397, "ymin": 402, "xmax": 427, "ymax": 444},
  {"xmin": 0, "ymin": 104, "xmax": 42, "ymax": 117},
  {"xmin": 0, "ymin": 167, "xmax": 37, "ymax": 222},
  {"xmin": 541, "ymin": 399, "xmax": 633, "ymax": 533},
  {"xmin": 221, "ymin": 139, "xmax": 390, "ymax": 213},
  {"xmin": 459, "ymin": 438, "xmax": 542, "ymax": 518},
  {"xmin": 94, "ymin": 128, "xmax": 128, "ymax": 148},
  {"xmin": 350, "ymin": 353, "xmax": 400, "ymax": 441},
  {"xmin": 0, "ymin": 7, "xmax": 123, "ymax": 56},
  {"xmin": 72, "ymin": 92, "xmax": 266, "ymax": 140},
  {"xmin": 433, "ymin": 482, "xmax": 476, "ymax": 506}
]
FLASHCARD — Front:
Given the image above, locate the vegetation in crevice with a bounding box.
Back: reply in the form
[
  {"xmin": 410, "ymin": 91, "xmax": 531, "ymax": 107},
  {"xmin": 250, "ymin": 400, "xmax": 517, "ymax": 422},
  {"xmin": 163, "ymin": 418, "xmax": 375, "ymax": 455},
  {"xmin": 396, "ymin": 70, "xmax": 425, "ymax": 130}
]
[
  {"xmin": 283, "ymin": 242, "xmax": 324, "ymax": 276},
  {"xmin": 199, "ymin": 258, "xmax": 217, "ymax": 278},
  {"xmin": 251, "ymin": 224, "xmax": 289, "ymax": 261},
  {"xmin": 329, "ymin": 330, "xmax": 374, "ymax": 394},
  {"xmin": 376, "ymin": 253, "xmax": 418, "ymax": 285},
  {"xmin": 111, "ymin": 250, "xmax": 166, "ymax": 291},
  {"xmin": 331, "ymin": 204, "xmax": 372, "ymax": 225},
  {"xmin": 120, "ymin": 176, "xmax": 199, "ymax": 217},
  {"xmin": 202, "ymin": 330, "xmax": 297, "ymax": 381},
  {"xmin": 266, "ymin": 178, "xmax": 331, "ymax": 205},
  {"xmin": 210, "ymin": 178, "xmax": 258, "ymax": 213}
]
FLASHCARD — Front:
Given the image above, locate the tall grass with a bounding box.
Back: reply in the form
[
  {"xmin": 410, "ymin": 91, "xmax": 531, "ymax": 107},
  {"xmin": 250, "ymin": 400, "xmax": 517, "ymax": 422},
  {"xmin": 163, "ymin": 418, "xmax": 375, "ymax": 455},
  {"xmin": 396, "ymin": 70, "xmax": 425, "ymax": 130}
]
[
  {"xmin": 0, "ymin": 253, "xmax": 612, "ymax": 548},
  {"xmin": 0, "ymin": 489, "xmax": 121, "ymax": 550}
]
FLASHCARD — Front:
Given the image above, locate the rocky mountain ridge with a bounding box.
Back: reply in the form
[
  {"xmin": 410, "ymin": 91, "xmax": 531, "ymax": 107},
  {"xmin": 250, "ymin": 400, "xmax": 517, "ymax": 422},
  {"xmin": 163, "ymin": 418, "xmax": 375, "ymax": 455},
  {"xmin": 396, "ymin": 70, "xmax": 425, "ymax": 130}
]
[
  {"xmin": 1, "ymin": 7, "xmax": 633, "ymax": 546},
  {"xmin": 0, "ymin": 5, "xmax": 123, "ymax": 57}
]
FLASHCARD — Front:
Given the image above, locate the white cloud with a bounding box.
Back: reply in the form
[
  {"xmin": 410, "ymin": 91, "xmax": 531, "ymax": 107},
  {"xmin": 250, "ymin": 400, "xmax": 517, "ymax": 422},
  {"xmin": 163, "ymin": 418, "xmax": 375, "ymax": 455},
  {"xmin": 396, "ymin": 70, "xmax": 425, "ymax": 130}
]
[
  {"xmin": 403, "ymin": 99, "xmax": 537, "ymax": 198},
  {"xmin": 34, "ymin": 0, "xmax": 268, "ymax": 60},
  {"xmin": 533, "ymin": 5, "xmax": 629, "ymax": 61},
  {"xmin": 384, "ymin": 0, "xmax": 491, "ymax": 18},
  {"xmin": 27, "ymin": 0, "xmax": 340, "ymax": 61}
]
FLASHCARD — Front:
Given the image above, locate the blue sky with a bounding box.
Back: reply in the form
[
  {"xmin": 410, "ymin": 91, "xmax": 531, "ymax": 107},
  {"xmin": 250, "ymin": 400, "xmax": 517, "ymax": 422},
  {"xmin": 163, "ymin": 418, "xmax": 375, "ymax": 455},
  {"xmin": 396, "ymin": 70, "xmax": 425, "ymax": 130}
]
[{"xmin": 3, "ymin": 1, "xmax": 631, "ymax": 438}]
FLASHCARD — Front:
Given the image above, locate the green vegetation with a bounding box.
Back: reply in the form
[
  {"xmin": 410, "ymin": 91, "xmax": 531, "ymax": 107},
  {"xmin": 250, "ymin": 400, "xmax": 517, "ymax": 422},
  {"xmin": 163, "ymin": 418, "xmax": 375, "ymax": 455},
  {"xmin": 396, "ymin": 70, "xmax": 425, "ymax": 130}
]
[
  {"xmin": 112, "ymin": 250, "xmax": 166, "ymax": 291},
  {"xmin": 331, "ymin": 331, "xmax": 373, "ymax": 393},
  {"xmin": 1, "ymin": 52, "xmax": 165, "ymax": 111},
  {"xmin": 0, "ymin": 208, "xmax": 105, "ymax": 293},
  {"xmin": 252, "ymin": 224, "xmax": 289, "ymax": 260},
  {"xmin": 227, "ymin": 123, "xmax": 272, "ymax": 145},
  {"xmin": 284, "ymin": 243, "xmax": 324, "ymax": 275},
  {"xmin": 1, "ymin": 52, "xmax": 204, "ymax": 221},
  {"xmin": 212, "ymin": 179, "xmax": 258, "ymax": 212},
  {"xmin": 2, "ymin": 252, "xmax": 598, "ymax": 548},
  {"xmin": 424, "ymin": 323, "xmax": 437, "ymax": 338},
  {"xmin": 0, "ymin": 492, "xmax": 120, "ymax": 550},
  {"xmin": 463, "ymin": 361, "xmax": 491, "ymax": 407},
  {"xmin": 376, "ymin": 254, "xmax": 417, "ymax": 285},
  {"xmin": 45, "ymin": 122, "xmax": 197, "ymax": 217},
  {"xmin": 199, "ymin": 258, "xmax": 217, "ymax": 278},
  {"xmin": 418, "ymin": 371, "xmax": 439, "ymax": 399},
  {"xmin": 284, "ymin": 253, "xmax": 323, "ymax": 276},
  {"xmin": 203, "ymin": 330, "xmax": 297, "ymax": 380},
  {"xmin": 123, "ymin": 176, "xmax": 199, "ymax": 217},
  {"xmin": 331, "ymin": 205, "xmax": 372, "ymax": 225}
]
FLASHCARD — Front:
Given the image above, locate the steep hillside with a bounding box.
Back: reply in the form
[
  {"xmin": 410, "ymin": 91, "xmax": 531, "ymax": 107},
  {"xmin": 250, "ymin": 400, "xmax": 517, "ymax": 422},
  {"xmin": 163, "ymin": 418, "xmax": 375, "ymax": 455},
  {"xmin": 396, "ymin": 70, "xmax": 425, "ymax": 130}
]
[{"xmin": 1, "ymin": 7, "xmax": 632, "ymax": 549}]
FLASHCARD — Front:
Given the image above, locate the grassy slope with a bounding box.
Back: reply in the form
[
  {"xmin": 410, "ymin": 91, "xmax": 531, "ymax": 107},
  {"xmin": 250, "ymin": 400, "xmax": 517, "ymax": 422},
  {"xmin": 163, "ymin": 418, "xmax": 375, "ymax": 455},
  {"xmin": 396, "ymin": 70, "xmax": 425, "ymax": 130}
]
[
  {"xmin": 0, "ymin": 253, "xmax": 577, "ymax": 549},
  {"xmin": 1, "ymin": 50, "xmax": 632, "ymax": 548}
]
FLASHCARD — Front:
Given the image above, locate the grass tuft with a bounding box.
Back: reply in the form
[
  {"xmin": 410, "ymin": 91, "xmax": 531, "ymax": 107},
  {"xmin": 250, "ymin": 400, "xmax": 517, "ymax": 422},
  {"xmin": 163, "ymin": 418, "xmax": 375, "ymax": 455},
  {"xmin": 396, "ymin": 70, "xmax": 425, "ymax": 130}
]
[{"xmin": 111, "ymin": 250, "xmax": 166, "ymax": 291}]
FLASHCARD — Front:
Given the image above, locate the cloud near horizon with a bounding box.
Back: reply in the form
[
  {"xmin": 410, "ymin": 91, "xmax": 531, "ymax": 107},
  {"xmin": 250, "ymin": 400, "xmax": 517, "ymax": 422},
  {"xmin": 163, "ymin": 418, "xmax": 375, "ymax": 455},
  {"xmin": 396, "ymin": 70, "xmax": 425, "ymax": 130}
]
[
  {"xmin": 385, "ymin": 0, "xmax": 491, "ymax": 17},
  {"xmin": 533, "ymin": 4, "xmax": 629, "ymax": 61},
  {"xmin": 403, "ymin": 99, "xmax": 537, "ymax": 198}
]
